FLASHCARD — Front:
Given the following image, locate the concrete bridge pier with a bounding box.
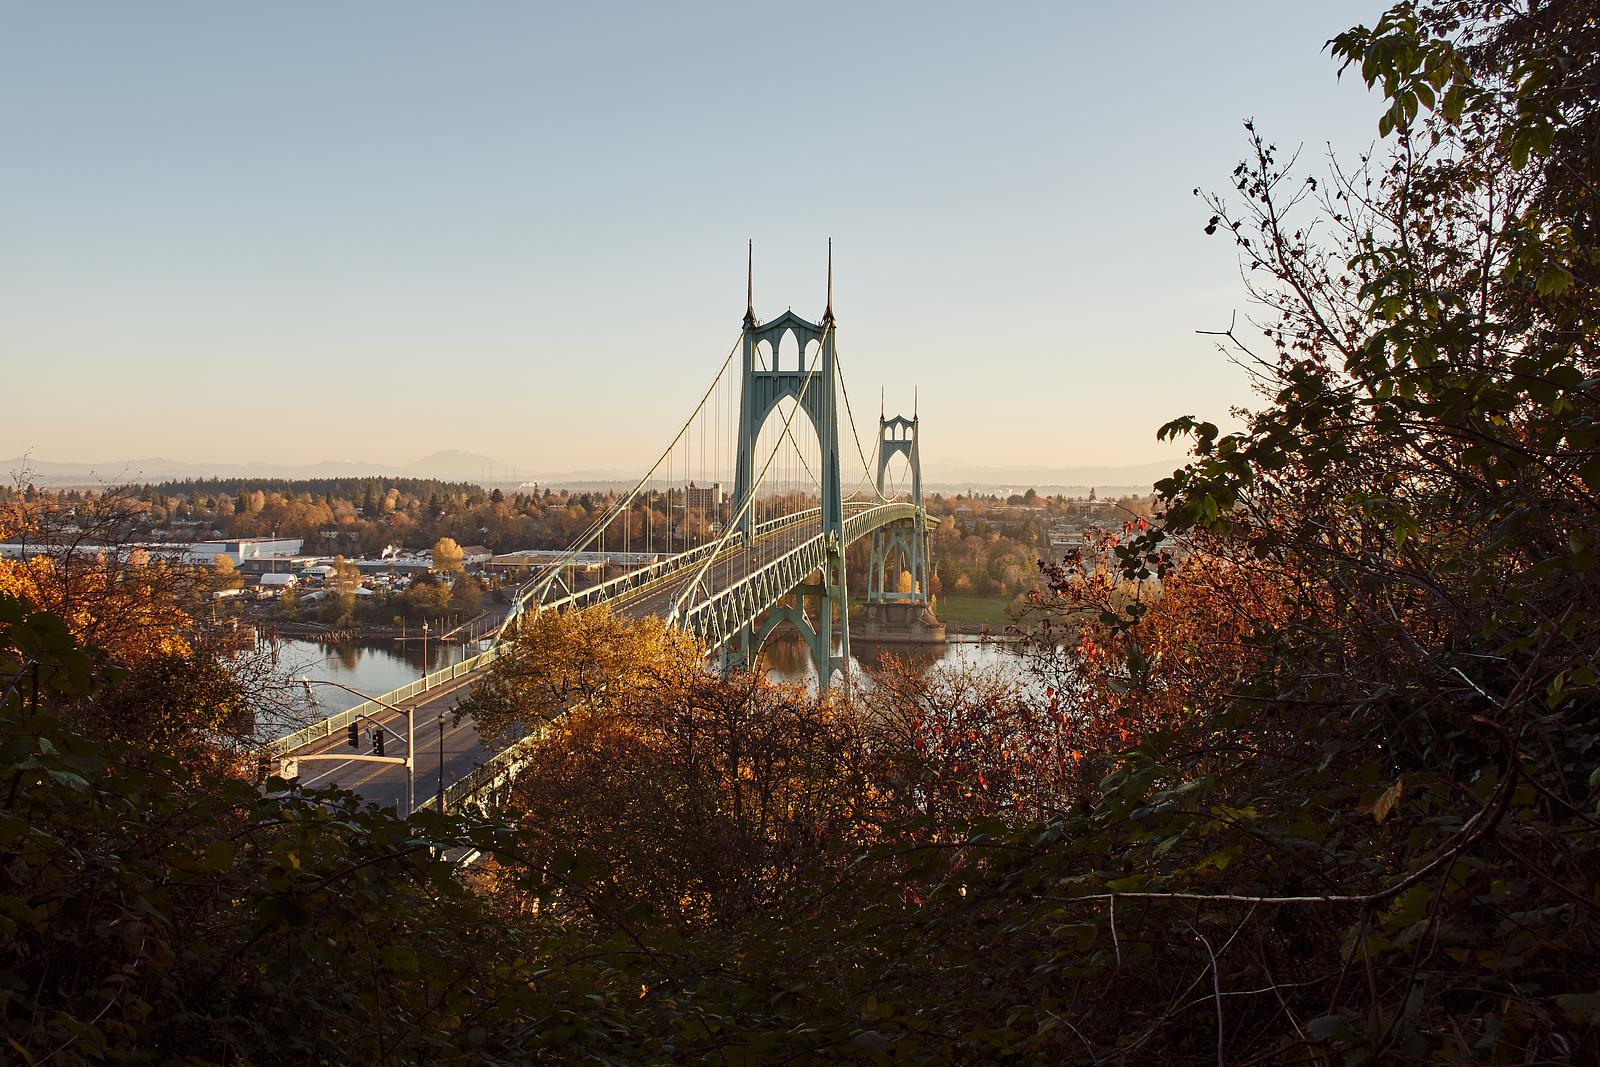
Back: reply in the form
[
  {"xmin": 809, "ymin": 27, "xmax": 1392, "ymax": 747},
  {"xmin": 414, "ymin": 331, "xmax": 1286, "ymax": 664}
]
[{"xmin": 852, "ymin": 599, "xmax": 947, "ymax": 643}]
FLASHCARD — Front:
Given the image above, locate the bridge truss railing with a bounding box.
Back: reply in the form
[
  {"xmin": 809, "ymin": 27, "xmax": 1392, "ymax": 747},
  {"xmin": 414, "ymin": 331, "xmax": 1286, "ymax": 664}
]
[
  {"xmin": 267, "ymin": 504, "xmax": 882, "ymax": 755},
  {"xmin": 506, "ymin": 503, "xmax": 879, "ymax": 625},
  {"xmin": 412, "ymin": 724, "xmax": 545, "ymax": 814},
  {"xmin": 266, "ymin": 505, "xmax": 869, "ymax": 759},
  {"xmin": 415, "ymin": 511, "xmax": 924, "ymax": 819},
  {"xmin": 499, "ymin": 505, "xmax": 813, "ymax": 631},
  {"xmin": 682, "ymin": 501, "xmax": 923, "ymax": 651}
]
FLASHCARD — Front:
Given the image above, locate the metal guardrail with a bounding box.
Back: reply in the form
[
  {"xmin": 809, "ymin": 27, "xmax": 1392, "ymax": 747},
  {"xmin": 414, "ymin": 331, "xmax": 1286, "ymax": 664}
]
[
  {"xmin": 413, "ymin": 723, "xmax": 545, "ymax": 814},
  {"xmin": 266, "ymin": 643, "xmax": 504, "ymax": 758},
  {"xmin": 499, "ymin": 505, "xmax": 876, "ymax": 634}
]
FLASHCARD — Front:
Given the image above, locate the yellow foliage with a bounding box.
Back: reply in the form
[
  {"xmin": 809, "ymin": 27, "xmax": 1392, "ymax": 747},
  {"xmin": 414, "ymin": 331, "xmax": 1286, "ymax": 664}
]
[
  {"xmin": 431, "ymin": 537, "xmax": 465, "ymax": 574},
  {"xmin": 463, "ymin": 603, "xmax": 704, "ymax": 749},
  {"xmin": 0, "ymin": 555, "xmax": 194, "ymax": 663}
]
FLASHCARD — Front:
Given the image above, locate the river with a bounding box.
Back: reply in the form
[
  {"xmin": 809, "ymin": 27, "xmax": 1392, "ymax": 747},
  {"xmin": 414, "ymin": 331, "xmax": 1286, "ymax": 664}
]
[
  {"xmin": 256, "ymin": 635, "xmax": 478, "ymax": 719},
  {"xmin": 260, "ymin": 629, "xmax": 1028, "ymax": 731}
]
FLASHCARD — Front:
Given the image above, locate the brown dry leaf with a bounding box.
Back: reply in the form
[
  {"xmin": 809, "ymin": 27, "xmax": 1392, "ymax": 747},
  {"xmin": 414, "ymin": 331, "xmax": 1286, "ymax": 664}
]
[{"xmin": 1367, "ymin": 778, "xmax": 1403, "ymax": 823}]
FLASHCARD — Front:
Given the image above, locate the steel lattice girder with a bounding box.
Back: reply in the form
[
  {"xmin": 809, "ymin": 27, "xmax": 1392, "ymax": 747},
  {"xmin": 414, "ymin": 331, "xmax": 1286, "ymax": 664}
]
[{"xmin": 683, "ymin": 502, "xmax": 923, "ymax": 651}]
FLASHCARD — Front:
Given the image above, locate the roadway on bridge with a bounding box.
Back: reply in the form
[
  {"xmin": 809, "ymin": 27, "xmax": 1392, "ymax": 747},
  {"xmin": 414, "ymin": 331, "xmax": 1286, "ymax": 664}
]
[
  {"xmin": 281, "ymin": 512, "xmax": 838, "ymax": 812},
  {"xmin": 608, "ymin": 515, "xmax": 826, "ymax": 621},
  {"xmin": 289, "ymin": 677, "xmax": 487, "ymax": 812}
]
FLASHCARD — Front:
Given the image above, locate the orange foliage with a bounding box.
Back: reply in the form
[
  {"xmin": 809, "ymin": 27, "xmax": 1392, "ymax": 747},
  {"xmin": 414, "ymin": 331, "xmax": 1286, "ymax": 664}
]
[
  {"xmin": 1042, "ymin": 546, "xmax": 1297, "ymax": 740},
  {"xmin": 876, "ymin": 525, "xmax": 1300, "ymax": 823},
  {"xmin": 0, "ymin": 555, "xmax": 195, "ymax": 664}
]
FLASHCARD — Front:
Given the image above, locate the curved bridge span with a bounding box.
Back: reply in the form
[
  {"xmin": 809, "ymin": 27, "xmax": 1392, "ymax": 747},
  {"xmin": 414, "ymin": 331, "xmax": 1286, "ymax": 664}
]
[
  {"xmin": 273, "ymin": 250, "xmax": 939, "ymax": 815},
  {"xmin": 505, "ymin": 501, "xmax": 928, "ymax": 653}
]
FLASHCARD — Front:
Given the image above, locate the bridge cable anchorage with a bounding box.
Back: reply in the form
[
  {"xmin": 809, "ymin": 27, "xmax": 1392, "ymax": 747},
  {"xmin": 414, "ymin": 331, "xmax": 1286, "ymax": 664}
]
[
  {"xmin": 496, "ymin": 330, "xmax": 745, "ymax": 641},
  {"xmin": 667, "ymin": 319, "xmax": 833, "ymax": 625}
]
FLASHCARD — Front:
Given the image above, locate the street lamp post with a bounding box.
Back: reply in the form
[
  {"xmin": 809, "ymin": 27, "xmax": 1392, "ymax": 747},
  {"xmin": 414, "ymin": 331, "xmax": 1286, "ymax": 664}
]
[
  {"xmin": 437, "ymin": 713, "xmax": 446, "ymax": 813},
  {"xmin": 421, "ymin": 620, "xmax": 430, "ymax": 682}
]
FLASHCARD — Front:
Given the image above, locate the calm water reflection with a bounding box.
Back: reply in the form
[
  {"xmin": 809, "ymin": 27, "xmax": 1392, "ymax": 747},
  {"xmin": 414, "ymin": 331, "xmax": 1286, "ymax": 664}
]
[
  {"xmin": 260, "ymin": 636, "xmax": 476, "ymax": 717},
  {"xmin": 258, "ymin": 629, "xmax": 1026, "ymax": 736},
  {"xmin": 760, "ymin": 630, "xmax": 1025, "ymax": 686}
]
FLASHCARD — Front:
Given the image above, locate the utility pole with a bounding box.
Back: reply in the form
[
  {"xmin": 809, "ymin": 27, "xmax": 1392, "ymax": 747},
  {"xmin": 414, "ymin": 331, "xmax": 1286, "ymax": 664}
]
[{"xmin": 437, "ymin": 713, "xmax": 446, "ymax": 813}]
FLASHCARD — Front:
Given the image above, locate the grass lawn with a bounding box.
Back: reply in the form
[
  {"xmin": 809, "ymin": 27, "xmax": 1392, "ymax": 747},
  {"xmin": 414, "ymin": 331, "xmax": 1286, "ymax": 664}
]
[{"xmin": 932, "ymin": 594, "xmax": 1015, "ymax": 627}]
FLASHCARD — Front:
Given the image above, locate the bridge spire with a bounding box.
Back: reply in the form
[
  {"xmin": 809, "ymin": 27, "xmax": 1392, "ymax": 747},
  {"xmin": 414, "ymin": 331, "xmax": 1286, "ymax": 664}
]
[
  {"xmin": 728, "ymin": 259, "xmax": 849, "ymax": 689},
  {"xmin": 743, "ymin": 239, "xmax": 757, "ymax": 328},
  {"xmin": 822, "ymin": 238, "xmax": 834, "ymax": 325}
]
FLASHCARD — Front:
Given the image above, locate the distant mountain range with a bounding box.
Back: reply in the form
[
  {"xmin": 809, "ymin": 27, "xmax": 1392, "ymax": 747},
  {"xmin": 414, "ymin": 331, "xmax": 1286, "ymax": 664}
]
[
  {"xmin": 5, "ymin": 452, "xmax": 1183, "ymax": 494},
  {"xmin": 2, "ymin": 449, "xmax": 517, "ymax": 486}
]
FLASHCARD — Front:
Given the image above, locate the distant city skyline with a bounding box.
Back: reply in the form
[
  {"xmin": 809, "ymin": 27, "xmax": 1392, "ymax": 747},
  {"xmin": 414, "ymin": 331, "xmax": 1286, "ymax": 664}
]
[{"xmin": 3, "ymin": 2, "xmax": 1385, "ymax": 474}]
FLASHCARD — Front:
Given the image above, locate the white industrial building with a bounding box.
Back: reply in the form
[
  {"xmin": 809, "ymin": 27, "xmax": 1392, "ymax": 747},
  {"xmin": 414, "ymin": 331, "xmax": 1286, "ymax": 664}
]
[{"xmin": 184, "ymin": 538, "xmax": 303, "ymax": 564}]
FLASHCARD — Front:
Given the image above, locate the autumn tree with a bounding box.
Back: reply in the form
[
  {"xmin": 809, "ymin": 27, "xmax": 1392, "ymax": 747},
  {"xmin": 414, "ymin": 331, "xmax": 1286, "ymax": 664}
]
[
  {"xmin": 995, "ymin": 3, "xmax": 1600, "ymax": 1059},
  {"xmin": 870, "ymin": 652, "xmax": 1079, "ymax": 824},
  {"xmin": 210, "ymin": 553, "xmax": 244, "ymax": 590},
  {"xmin": 450, "ymin": 574, "xmax": 483, "ymax": 613},
  {"xmin": 431, "ymin": 535, "xmax": 464, "ymax": 575},
  {"xmin": 0, "ymin": 486, "xmax": 297, "ymax": 765},
  {"xmin": 329, "ymin": 554, "xmax": 363, "ymax": 595},
  {"xmin": 457, "ymin": 604, "xmax": 703, "ymax": 749},
  {"xmin": 481, "ymin": 665, "xmax": 896, "ymax": 927}
]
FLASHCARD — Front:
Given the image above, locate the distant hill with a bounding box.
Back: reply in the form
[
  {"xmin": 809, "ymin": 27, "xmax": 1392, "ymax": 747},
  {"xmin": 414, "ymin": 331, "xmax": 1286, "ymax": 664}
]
[
  {"xmin": 396, "ymin": 449, "xmax": 516, "ymax": 481},
  {"xmin": 3, "ymin": 449, "xmax": 518, "ymax": 486},
  {"xmin": 922, "ymin": 460, "xmax": 1178, "ymax": 495}
]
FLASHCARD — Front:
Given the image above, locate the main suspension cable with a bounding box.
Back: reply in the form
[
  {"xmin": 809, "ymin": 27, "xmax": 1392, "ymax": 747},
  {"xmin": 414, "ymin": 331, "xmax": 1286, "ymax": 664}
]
[
  {"xmin": 508, "ymin": 331, "xmax": 743, "ymax": 619},
  {"xmin": 834, "ymin": 345, "xmax": 886, "ymax": 502}
]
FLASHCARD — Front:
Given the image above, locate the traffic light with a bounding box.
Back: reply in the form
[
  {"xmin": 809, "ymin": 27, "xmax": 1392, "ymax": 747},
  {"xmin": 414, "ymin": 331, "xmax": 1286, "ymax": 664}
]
[
  {"xmin": 347, "ymin": 722, "xmax": 360, "ymax": 749},
  {"xmin": 372, "ymin": 728, "xmax": 385, "ymax": 757}
]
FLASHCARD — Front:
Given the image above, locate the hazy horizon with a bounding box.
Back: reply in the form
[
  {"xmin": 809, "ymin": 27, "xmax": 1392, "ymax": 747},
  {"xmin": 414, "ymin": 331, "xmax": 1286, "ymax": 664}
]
[
  {"xmin": 3, "ymin": 2, "xmax": 1384, "ymax": 472},
  {"xmin": 3, "ymin": 445, "xmax": 1183, "ymax": 494}
]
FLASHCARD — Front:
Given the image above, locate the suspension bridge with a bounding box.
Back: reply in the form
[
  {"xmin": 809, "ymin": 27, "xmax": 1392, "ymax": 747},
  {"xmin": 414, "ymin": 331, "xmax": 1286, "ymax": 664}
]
[{"xmin": 271, "ymin": 243, "xmax": 940, "ymax": 813}]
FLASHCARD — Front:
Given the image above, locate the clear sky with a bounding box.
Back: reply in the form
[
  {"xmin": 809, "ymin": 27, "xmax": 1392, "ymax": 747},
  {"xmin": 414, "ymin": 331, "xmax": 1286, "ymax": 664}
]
[{"xmin": 1, "ymin": 1, "xmax": 1385, "ymax": 477}]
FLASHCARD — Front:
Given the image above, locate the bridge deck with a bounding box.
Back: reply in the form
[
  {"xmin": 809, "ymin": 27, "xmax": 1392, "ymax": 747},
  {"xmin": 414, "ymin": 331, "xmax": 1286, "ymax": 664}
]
[{"xmin": 281, "ymin": 503, "xmax": 922, "ymax": 809}]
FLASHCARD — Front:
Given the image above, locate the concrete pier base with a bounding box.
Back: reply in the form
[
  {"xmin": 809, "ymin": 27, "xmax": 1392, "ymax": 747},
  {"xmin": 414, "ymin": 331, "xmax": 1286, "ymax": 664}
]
[{"xmin": 851, "ymin": 601, "xmax": 946, "ymax": 644}]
